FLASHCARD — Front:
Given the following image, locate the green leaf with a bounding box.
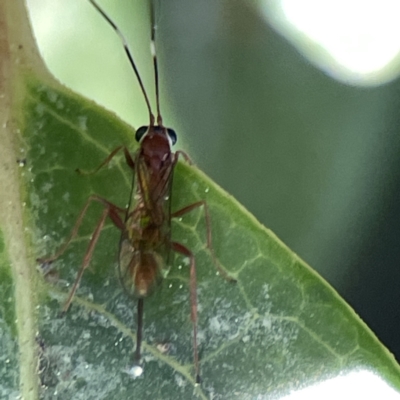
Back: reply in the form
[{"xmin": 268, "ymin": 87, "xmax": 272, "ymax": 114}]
[{"xmin": 2, "ymin": 1, "xmax": 400, "ymax": 399}]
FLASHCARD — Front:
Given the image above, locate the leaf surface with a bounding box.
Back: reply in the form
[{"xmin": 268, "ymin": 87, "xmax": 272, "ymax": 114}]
[{"xmin": 1, "ymin": 1, "xmax": 400, "ymax": 399}]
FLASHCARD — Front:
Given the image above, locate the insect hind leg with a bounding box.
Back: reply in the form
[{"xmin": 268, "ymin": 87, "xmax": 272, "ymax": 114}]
[
  {"xmin": 170, "ymin": 201, "xmax": 236, "ymax": 384},
  {"xmin": 171, "ymin": 241, "xmax": 201, "ymax": 384}
]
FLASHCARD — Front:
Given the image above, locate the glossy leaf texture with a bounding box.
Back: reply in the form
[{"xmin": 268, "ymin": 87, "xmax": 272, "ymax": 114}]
[{"xmin": 13, "ymin": 76, "xmax": 400, "ymax": 400}]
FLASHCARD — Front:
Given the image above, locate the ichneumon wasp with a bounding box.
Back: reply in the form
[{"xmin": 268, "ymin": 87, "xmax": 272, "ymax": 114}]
[{"xmin": 38, "ymin": 0, "xmax": 235, "ymax": 384}]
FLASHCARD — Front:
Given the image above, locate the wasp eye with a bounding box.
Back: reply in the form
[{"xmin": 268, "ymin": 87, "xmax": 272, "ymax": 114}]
[
  {"xmin": 135, "ymin": 126, "xmax": 148, "ymax": 142},
  {"xmin": 167, "ymin": 128, "xmax": 177, "ymax": 145}
]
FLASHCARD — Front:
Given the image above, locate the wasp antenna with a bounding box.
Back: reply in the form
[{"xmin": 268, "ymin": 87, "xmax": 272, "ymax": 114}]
[
  {"xmin": 88, "ymin": 0, "xmax": 155, "ymax": 126},
  {"xmin": 150, "ymin": 0, "xmax": 163, "ymax": 127}
]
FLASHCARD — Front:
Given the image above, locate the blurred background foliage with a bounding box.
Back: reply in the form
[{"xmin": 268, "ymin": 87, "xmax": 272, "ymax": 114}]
[{"xmin": 26, "ymin": 0, "xmax": 400, "ymax": 363}]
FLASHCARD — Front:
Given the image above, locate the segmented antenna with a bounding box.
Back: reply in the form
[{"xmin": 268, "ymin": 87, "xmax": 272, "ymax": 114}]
[
  {"xmin": 150, "ymin": 0, "xmax": 163, "ymax": 126},
  {"xmin": 88, "ymin": 0, "xmax": 156, "ymax": 127}
]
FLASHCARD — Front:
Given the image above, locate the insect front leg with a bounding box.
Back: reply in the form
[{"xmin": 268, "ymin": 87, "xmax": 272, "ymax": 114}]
[
  {"xmin": 77, "ymin": 146, "xmax": 135, "ymax": 174},
  {"xmin": 37, "ymin": 194, "xmax": 125, "ymax": 312},
  {"xmin": 175, "ymin": 149, "xmax": 194, "ymax": 165}
]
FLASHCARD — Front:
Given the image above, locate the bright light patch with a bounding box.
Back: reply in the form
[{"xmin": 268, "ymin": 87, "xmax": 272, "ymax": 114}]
[
  {"xmin": 261, "ymin": 0, "xmax": 400, "ymax": 85},
  {"xmin": 282, "ymin": 0, "xmax": 400, "ymax": 73},
  {"xmin": 280, "ymin": 370, "xmax": 400, "ymax": 399}
]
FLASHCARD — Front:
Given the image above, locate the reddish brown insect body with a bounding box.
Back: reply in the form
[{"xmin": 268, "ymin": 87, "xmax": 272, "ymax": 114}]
[
  {"xmin": 38, "ymin": 0, "xmax": 234, "ymax": 384},
  {"xmin": 119, "ymin": 125, "xmax": 176, "ymax": 299}
]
